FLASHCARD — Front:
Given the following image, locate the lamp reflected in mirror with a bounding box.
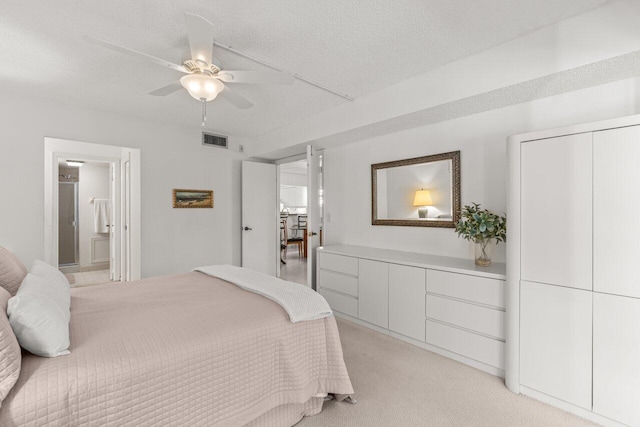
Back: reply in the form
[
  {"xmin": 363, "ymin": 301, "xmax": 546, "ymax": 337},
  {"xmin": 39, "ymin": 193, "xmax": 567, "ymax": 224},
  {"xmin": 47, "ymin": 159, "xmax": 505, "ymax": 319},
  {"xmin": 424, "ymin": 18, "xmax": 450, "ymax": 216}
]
[
  {"xmin": 371, "ymin": 150, "xmax": 460, "ymax": 228},
  {"xmin": 413, "ymin": 189, "xmax": 433, "ymax": 218}
]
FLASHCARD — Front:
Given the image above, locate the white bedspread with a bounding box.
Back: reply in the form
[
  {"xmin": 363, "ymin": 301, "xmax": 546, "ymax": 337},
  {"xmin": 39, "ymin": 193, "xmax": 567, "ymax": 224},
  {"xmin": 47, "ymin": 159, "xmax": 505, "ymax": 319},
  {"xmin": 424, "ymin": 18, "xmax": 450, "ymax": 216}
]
[{"xmin": 194, "ymin": 264, "xmax": 332, "ymax": 322}]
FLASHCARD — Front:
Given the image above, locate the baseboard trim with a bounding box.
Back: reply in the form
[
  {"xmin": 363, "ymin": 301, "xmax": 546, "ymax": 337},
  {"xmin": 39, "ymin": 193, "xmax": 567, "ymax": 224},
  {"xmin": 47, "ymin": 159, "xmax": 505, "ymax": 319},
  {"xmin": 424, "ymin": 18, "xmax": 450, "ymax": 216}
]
[
  {"xmin": 519, "ymin": 386, "xmax": 626, "ymax": 427},
  {"xmin": 333, "ymin": 311, "xmax": 504, "ymax": 378}
]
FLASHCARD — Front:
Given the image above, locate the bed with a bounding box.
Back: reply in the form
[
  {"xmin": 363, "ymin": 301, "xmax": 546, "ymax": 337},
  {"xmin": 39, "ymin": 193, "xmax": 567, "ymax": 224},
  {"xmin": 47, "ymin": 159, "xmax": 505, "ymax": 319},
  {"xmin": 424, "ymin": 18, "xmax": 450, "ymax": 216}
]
[{"xmin": 0, "ymin": 264, "xmax": 354, "ymax": 426}]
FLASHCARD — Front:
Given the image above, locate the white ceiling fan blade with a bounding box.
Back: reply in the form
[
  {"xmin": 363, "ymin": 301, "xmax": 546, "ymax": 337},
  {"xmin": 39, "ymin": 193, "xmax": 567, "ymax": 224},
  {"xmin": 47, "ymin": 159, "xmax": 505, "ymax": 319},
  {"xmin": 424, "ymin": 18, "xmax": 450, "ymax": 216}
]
[
  {"xmin": 184, "ymin": 13, "xmax": 215, "ymax": 66},
  {"xmin": 217, "ymin": 70, "xmax": 295, "ymax": 85},
  {"xmin": 84, "ymin": 35, "xmax": 188, "ymax": 74},
  {"xmin": 149, "ymin": 82, "xmax": 183, "ymax": 96},
  {"xmin": 219, "ymin": 85, "xmax": 253, "ymax": 109}
]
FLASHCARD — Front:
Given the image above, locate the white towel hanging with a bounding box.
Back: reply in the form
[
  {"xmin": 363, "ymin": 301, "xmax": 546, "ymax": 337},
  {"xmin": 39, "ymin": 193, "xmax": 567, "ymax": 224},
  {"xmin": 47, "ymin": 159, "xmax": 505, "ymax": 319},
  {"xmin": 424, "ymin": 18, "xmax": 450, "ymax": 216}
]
[{"xmin": 94, "ymin": 199, "xmax": 110, "ymax": 234}]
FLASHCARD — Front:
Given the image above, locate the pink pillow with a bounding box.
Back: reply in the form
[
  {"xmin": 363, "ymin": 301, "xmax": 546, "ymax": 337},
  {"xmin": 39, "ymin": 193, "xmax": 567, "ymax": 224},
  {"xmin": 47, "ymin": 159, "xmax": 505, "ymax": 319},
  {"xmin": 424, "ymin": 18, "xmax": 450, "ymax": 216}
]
[
  {"xmin": 0, "ymin": 287, "xmax": 21, "ymax": 407},
  {"xmin": 0, "ymin": 247, "xmax": 28, "ymax": 296}
]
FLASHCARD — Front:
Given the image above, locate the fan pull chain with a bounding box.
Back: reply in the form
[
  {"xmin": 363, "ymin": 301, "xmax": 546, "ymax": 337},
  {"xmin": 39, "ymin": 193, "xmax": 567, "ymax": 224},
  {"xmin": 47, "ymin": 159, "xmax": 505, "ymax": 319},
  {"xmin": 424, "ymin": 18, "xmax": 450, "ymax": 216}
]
[{"xmin": 201, "ymin": 99, "xmax": 207, "ymax": 126}]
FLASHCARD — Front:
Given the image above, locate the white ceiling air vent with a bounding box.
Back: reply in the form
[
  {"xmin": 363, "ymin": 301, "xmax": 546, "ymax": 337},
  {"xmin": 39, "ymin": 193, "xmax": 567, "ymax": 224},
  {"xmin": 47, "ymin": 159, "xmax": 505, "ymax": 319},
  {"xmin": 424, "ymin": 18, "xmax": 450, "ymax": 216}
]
[{"xmin": 202, "ymin": 132, "xmax": 228, "ymax": 149}]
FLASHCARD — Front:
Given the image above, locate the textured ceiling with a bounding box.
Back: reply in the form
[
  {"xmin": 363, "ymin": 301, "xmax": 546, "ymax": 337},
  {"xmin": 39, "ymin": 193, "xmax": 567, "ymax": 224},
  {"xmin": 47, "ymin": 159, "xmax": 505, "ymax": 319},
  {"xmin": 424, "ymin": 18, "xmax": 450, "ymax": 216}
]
[
  {"xmin": 260, "ymin": 48, "xmax": 640, "ymax": 160},
  {"xmin": 0, "ymin": 0, "xmax": 609, "ymax": 137}
]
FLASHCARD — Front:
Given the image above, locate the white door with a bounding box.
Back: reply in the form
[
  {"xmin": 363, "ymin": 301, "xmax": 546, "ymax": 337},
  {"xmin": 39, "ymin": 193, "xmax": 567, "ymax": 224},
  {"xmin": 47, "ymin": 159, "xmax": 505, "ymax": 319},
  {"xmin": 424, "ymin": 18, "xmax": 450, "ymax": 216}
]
[
  {"xmin": 520, "ymin": 133, "xmax": 592, "ymax": 290},
  {"xmin": 520, "ymin": 280, "xmax": 592, "ymax": 410},
  {"xmin": 306, "ymin": 146, "xmax": 322, "ymax": 289},
  {"xmin": 593, "ymin": 125, "xmax": 640, "ymax": 298},
  {"xmin": 593, "ymin": 292, "xmax": 640, "ymax": 426},
  {"xmin": 242, "ymin": 161, "xmax": 277, "ymax": 275}
]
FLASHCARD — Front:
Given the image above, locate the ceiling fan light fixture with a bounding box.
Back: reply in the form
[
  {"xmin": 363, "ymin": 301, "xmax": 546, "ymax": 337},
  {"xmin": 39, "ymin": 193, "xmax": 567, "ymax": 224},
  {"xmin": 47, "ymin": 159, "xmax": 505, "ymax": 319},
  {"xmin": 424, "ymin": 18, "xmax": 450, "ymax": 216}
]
[{"xmin": 180, "ymin": 74, "xmax": 224, "ymax": 101}]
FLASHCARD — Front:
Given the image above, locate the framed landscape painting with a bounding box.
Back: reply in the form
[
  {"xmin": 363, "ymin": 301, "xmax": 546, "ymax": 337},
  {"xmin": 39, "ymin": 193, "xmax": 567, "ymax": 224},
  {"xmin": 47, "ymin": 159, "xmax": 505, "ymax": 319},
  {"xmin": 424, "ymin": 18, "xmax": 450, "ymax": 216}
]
[{"xmin": 172, "ymin": 189, "xmax": 214, "ymax": 208}]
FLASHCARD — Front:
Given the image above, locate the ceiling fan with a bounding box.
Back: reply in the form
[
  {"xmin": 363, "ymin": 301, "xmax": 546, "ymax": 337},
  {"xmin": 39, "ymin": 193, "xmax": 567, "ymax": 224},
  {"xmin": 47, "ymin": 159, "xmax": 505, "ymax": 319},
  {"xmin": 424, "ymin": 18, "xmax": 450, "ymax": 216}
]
[{"xmin": 84, "ymin": 13, "xmax": 295, "ymax": 122}]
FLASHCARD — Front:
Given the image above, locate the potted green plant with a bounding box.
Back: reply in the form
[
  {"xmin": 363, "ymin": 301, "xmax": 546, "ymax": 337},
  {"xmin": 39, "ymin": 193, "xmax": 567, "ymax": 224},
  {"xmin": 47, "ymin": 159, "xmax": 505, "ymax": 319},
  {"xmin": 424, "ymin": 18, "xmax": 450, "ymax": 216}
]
[{"xmin": 455, "ymin": 203, "xmax": 507, "ymax": 266}]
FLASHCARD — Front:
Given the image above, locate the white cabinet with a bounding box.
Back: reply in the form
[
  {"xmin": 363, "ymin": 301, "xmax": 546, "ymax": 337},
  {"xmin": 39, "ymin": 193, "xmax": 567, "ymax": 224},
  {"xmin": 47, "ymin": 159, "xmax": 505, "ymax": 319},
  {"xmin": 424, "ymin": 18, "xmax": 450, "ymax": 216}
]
[
  {"xmin": 520, "ymin": 281, "xmax": 592, "ymax": 410},
  {"xmin": 358, "ymin": 259, "xmax": 388, "ymax": 328},
  {"xmin": 593, "ymin": 293, "xmax": 640, "ymax": 426},
  {"xmin": 508, "ymin": 116, "xmax": 640, "ymax": 426},
  {"xmin": 425, "ymin": 269, "xmax": 506, "ymax": 370},
  {"xmin": 427, "ymin": 269, "xmax": 504, "ymax": 309},
  {"xmin": 520, "ymin": 133, "xmax": 592, "ymax": 291},
  {"xmin": 593, "ymin": 125, "xmax": 640, "ymax": 298},
  {"xmin": 389, "ymin": 264, "xmax": 426, "ymax": 341},
  {"xmin": 426, "ymin": 295, "xmax": 504, "ymax": 340},
  {"xmin": 317, "ymin": 245, "xmax": 506, "ymax": 375},
  {"xmin": 426, "ymin": 320, "xmax": 504, "ymax": 369},
  {"xmin": 317, "ymin": 252, "xmax": 358, "ymax": 318}
]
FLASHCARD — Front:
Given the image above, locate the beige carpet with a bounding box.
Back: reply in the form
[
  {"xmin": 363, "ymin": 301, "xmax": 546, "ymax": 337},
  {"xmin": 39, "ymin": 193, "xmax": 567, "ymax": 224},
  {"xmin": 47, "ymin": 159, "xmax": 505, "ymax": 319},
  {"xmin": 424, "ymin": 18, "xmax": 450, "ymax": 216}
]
[{"xmin": 298, "ymin": 318, "xmax": 597, "ymax": 427}]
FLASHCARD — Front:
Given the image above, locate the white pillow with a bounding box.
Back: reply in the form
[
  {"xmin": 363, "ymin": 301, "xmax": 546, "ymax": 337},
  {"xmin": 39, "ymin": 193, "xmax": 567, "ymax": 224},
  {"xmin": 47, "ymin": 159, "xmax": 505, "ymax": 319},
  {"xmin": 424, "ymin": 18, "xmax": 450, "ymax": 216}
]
[
  {"xmin": 7, "ymin": 272, "xmax": 71, "ymax": 357},
  {"xmin": 29, "ymin": 260, "xmax": 70, "ymax": 314}
]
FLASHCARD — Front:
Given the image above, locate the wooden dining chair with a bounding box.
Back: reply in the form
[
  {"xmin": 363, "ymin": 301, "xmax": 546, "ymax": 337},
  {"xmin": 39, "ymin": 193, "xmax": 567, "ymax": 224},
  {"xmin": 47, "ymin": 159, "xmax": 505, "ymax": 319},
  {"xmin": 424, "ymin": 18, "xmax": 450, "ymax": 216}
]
[{"xmin": 284, "ymin": 220, "xmax": 303, "ymax": 258}]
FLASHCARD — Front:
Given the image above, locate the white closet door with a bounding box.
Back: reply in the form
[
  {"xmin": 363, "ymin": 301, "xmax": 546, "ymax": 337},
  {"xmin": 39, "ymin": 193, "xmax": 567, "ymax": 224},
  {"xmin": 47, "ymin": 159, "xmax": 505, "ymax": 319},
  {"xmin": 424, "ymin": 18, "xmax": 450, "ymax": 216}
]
[
  {"xmin": 594, "ymin": 125, "xmax": 640, "ymax": 298},
  {"xmin": 389, "ymin": 264, "xmax": 425, "ymax": 341},
  {"xmin": 520, "ymin": 281, "xmax": 592, "ymax": 410},
  {"xmin": 593, "ymin": 292, "xmax": 640, "ymax": 426},
  {"xmin": 521, "ymin": 133, "xmax": 592, "ymax": 290},
  {"xmin": 358, "ymin": 259, "xmax": 388, "ymax": 328}
]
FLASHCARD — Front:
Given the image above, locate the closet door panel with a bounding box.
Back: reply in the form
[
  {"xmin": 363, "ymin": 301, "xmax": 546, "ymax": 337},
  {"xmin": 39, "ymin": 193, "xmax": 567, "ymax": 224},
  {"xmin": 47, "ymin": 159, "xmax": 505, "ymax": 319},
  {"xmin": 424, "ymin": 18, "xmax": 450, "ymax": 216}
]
[
  {"xmin": 593, "ymin": 292, "xmax": 640, "ymax": 426},
  {"xmin": 520, "ymin": 281, "xmax": 592, "ymax": 410},
  {"xmin": 594, "ymin": 125, "xmax": 640, "ymax": 298},
  {"xmin": 520, "ymin": 133, "xmax": 592, "ymax": 290}
]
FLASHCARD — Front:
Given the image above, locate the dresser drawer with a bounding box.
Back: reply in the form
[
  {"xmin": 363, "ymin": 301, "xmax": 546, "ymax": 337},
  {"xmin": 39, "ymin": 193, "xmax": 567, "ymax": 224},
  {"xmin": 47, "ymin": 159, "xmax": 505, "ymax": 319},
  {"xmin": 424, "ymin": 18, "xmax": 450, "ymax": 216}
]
[
  {"xmin": 427, "ymin": 270, "xmax": 505, "ymax": 309},
  {"xmin": 319, "ymin": 288, "xmax": 358, "ymax": 317},
  {"xmin": 318, "ymin": 269, "xmax": 358, "ymax": 297},
  {"xmin": 426, "ymin": 294, "xmax": 505, "ymax": 340},
  {"xmin": 426, "ymin": 320, "xmax": 504, "ymax": 369},
  {"xmin": 318, "ymin": 252, "xmax": 358, "ymax": 276}
]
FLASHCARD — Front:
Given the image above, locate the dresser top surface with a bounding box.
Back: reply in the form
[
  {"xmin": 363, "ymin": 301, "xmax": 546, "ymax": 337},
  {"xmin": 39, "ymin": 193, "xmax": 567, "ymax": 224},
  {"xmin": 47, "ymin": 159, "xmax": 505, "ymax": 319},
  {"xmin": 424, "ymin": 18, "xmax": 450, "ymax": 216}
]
[{"xmin": 318, "ymin": 245, "xmax": 506, "ymax": 280}]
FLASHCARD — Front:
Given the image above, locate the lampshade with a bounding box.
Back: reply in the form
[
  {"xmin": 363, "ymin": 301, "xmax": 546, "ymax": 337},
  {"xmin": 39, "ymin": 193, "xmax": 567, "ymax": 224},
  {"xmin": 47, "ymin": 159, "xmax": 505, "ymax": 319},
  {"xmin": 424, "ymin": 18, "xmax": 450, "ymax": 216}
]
[
  {"xmin": 413, "ymin": 189, "xmax": 433, "ymax": 206},
  {"xmin": 180, "ymin": 74, "xmax": 224, "ymax": 101}
]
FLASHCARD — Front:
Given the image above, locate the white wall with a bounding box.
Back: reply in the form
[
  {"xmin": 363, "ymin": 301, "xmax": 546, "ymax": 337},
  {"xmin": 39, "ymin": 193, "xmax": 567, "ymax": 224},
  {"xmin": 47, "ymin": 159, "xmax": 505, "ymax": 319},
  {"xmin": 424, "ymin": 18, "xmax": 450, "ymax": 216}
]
[
  {"xmin": 0, "ymin": 92, "xmax": 247, "ymax": 277},
  {"xmin": 323, "ymin": 77, "xmax": 640, "ymax": 262},
  {"xmin": 280, "ymin": 172, "xmax": 306, "ymax": 187},
  {"xmin": 78, "ymin": 162, "xmax": 110, "ymax": 267}
]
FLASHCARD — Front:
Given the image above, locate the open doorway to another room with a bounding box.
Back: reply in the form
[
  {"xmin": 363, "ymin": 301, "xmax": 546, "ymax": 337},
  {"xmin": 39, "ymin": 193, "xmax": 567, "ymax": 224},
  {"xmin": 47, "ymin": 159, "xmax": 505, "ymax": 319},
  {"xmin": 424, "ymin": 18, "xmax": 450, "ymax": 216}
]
[
  {"xmin": 58, "ymin": 159, "xmax": 114, "ymax": 287},
  {"xmin": 45, "ymin": 137, "xmax": 142, "ymax": 287},
  {"xmin": 279, "ymin": 159, "xmax": 308, "ymax": 285}
]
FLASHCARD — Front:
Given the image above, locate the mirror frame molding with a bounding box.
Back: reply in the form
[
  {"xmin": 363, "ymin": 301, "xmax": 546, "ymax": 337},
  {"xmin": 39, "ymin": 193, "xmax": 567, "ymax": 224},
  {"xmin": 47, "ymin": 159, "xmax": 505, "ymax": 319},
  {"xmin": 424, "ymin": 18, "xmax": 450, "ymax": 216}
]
[{"xmin": 371, "ymin": 150, "xmax": 461, "ymax": 228}]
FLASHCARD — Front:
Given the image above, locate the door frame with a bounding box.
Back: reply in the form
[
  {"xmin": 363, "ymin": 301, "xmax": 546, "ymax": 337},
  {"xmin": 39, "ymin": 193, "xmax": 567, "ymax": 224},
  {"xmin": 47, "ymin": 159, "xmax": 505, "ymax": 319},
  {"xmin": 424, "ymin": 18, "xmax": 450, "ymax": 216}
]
[
  {"xmin": 44, "ymin": 137, "xmax": 141, "ymax": 280},
  {"xmin": 274, "ymin": 149, "xmax": 324, "ymax": 286}
]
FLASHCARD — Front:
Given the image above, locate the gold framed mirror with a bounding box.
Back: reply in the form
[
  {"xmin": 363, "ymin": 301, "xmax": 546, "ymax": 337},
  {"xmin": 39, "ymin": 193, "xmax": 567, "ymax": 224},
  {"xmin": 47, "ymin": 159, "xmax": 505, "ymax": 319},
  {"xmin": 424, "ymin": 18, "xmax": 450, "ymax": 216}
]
[{"xmin": 371, "ymin": 151, "xmax": 461, "ymax": 228}]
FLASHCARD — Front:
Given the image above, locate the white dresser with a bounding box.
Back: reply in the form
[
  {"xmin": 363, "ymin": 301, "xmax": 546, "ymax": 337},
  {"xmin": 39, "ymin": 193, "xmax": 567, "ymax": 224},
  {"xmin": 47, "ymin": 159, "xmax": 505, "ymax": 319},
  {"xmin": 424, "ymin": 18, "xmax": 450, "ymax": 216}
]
[
  {"xmin": 507, "ymin": 114, "xmax": 640, "ymax": 427},
  {"xmin": 317, "ymin": 245, "xmax": 506, "ymax": 377}
]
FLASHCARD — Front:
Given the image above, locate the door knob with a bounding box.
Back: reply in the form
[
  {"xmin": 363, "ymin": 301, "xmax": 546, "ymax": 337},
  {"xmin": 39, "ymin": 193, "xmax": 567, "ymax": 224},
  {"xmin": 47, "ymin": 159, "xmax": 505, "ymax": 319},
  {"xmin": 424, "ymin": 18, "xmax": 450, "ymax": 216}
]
[
  {"xmin": 309, "ymin": 231, "xmax": 318, "ymax": 236},
  {"xmin": 243, "ymin": 226, "xmax": 252, "ymax": 231}
]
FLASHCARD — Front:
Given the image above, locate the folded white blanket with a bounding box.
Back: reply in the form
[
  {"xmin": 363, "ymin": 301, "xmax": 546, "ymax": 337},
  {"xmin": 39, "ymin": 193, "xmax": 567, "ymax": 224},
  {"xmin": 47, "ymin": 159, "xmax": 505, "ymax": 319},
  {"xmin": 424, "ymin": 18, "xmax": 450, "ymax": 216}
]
[{"xmin": 194, "ymin": 265, "xmax": 332, "ymax": 323}]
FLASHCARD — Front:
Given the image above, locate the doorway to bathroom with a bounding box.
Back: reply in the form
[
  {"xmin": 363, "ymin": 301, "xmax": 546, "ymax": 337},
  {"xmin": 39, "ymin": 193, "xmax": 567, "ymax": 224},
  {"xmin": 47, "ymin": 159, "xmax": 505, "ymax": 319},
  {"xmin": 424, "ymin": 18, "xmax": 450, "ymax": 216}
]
[
  {"xmin": 45, "ymin": 137, "xmax": 141, "ymax": 287},
  {"xmin": 57, "ymin": 159, "xmax": 113, "ymax": 287}
]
